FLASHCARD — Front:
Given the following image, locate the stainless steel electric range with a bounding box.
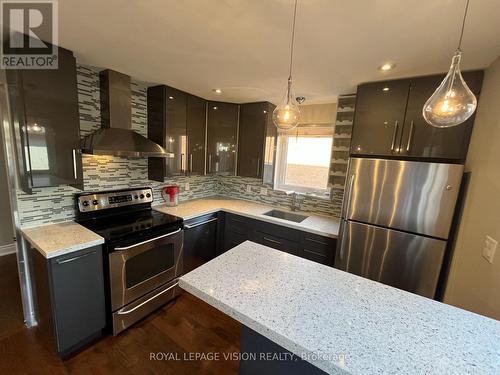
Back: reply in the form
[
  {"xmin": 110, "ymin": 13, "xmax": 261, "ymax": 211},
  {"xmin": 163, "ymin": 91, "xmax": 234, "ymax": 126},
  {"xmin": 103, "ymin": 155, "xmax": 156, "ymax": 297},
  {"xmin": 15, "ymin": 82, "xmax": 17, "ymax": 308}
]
[{"xmin": 75, "ymin": 187, "xmax": 183, "ymax": 335}]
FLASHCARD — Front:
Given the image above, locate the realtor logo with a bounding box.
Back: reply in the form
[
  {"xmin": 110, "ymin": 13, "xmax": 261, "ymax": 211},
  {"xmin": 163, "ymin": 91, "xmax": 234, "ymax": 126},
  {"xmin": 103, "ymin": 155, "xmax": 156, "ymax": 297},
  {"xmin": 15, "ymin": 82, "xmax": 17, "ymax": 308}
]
[{"xmin": 1, "ymin": 0, "xmax": 58, "ymax": 69}]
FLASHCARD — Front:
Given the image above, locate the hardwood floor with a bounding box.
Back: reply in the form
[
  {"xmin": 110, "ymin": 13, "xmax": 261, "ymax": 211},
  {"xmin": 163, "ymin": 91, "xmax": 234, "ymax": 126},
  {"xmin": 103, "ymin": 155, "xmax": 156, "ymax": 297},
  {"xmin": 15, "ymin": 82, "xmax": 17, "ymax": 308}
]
[
  {"xmin": 0, "ymin": 254, "xmax": 24, "ymax": 340},
  {"xmin": 0, "ymin": 290, "xmax": 241, "ymax": 375}
]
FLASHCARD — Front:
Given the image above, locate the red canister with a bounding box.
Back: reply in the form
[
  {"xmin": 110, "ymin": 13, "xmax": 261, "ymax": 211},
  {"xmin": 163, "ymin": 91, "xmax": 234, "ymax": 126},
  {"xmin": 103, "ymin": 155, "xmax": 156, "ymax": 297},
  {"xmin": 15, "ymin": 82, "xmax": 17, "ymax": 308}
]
[{"xmin": 162, "ymin": 185, "xmax": 180, "ymax": 206}]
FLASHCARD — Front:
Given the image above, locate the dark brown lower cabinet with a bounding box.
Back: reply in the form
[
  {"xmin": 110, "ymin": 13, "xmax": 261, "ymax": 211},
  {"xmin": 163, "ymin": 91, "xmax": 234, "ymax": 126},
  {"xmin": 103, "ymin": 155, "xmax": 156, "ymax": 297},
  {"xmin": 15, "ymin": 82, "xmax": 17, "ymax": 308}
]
[
  {"xmin": 32, "ymin": 246, "xmax": 106, "ymax": 358},
  {"xmin": 222, "ymin": 212, "xmax": 336, "ymax": 266}
]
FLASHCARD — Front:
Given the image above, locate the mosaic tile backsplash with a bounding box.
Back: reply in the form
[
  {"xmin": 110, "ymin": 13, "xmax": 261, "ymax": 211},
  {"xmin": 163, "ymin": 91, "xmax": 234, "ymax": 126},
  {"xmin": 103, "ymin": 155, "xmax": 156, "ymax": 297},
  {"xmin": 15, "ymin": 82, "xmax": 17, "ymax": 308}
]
[{"xmin": 16, "ymin": 65, "xmax": 341, "ymax": 228}]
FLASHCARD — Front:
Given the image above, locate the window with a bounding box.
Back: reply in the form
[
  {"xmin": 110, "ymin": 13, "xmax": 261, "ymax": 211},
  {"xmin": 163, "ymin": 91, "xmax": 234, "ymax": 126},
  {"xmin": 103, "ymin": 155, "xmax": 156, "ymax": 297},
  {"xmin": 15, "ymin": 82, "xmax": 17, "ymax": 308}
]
[{"xmin": 275, "ymin": 126, "xmax": 333, "ymax": 196}]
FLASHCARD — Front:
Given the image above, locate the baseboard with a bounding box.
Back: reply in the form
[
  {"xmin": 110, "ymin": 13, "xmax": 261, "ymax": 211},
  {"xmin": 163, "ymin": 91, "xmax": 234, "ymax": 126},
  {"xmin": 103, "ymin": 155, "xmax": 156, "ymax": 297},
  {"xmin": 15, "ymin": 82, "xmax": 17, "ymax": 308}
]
[{"xmin": 0, "ymin": 243, "xmax": 16, "ymax": 256}]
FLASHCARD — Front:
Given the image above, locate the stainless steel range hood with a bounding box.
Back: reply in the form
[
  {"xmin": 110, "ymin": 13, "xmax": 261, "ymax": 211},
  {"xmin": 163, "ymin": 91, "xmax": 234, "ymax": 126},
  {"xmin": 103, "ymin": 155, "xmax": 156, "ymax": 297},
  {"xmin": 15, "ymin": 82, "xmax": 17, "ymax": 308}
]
[{"xmin": 81, "ymin": 69, "xmax": 173, "ymax": 158}]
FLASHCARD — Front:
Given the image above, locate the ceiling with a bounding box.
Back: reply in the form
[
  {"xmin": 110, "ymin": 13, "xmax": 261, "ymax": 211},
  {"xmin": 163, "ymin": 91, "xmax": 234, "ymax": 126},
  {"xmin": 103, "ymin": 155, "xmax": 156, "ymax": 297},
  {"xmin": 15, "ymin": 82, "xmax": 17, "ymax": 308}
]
[{"xmin": 59, "ymin": 0, "xmax": 500, "ymax": 104}]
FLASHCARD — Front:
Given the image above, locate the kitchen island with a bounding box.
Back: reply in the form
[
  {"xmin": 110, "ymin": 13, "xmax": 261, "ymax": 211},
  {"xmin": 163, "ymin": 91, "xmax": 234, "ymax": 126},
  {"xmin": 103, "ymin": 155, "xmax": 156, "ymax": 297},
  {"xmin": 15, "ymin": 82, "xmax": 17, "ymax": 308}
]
[{"xmin": 179, "ymin": 241, "xmax": 500, "ymax": 375}]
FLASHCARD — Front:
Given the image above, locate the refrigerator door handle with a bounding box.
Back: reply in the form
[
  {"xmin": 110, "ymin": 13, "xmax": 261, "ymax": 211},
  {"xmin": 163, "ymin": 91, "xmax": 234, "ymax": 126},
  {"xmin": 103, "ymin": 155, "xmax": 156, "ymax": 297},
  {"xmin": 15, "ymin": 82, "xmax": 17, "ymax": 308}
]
[{"xmin": 345, "ymin": 173, "xmax": 356, "ymax": 219}]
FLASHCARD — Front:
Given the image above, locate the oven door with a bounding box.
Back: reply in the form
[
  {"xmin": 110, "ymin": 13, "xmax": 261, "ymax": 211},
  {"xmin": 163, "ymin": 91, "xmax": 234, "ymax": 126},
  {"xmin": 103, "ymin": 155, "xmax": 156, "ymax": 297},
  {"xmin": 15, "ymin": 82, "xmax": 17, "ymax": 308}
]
[{"xmin": 109, "ymin": 228, "xmax": 183, "ymax": 311}]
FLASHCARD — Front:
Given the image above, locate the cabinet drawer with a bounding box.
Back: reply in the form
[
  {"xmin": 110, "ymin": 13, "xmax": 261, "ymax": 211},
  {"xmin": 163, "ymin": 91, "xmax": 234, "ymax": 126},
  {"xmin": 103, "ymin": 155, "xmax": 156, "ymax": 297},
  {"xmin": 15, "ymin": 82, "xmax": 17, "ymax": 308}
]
[
  {"xmin": 253, "ymin": 220, "xmax": 301, "ymax": 242},
  {"xmin": 225, "ymin": 213, "xmax": 253, "ymax": 236},
  {"xmin": 299, "ymin": 233, "xmax": 336, "ymax": 266},
  {"xmin": 252, "ymin": 230, "xmax": 299, "ymax": 255}
]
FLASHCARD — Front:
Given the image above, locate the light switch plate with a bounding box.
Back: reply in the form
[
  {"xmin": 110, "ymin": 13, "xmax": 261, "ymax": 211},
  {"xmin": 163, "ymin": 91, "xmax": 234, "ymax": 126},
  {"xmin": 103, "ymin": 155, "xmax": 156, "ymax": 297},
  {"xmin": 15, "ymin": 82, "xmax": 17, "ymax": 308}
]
[
  {"xmin": 260, "ymin": 187, "xmax": 268, "ymax": 196},
  {"xmin": 246, "ymin": 185, "xmax": 252, "ymax": 193},
  {"xmin": 185, "ymin": 182, "xmax": 190, "ymax": 191},
  {"xmin": 482, "ymin": 235, "xmax": 497, "ymax": 264}
]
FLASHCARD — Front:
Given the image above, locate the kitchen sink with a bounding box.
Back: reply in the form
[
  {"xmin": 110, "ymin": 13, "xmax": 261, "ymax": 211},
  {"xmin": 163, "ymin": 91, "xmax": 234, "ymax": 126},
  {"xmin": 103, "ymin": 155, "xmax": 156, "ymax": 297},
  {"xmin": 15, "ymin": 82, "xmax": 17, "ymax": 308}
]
[{"xmin": 263, "ymin": 209, "xmax": 308, "ymax": 223}]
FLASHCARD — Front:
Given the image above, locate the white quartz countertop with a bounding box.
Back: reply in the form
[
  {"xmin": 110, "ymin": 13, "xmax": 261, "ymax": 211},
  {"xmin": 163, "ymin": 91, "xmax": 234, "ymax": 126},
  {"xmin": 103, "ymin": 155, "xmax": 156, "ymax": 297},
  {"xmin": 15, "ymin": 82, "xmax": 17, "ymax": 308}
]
[
  {"xmin": 22, "ymin": 222, "xmax": 105, "ymax": 259},
  {"xmin": 154, "ymin": 197, "xmax": 339, "ymax": 238},
  {"xmin": 180, "ymin": 241, "xmax": 500, "ymax": 375}
]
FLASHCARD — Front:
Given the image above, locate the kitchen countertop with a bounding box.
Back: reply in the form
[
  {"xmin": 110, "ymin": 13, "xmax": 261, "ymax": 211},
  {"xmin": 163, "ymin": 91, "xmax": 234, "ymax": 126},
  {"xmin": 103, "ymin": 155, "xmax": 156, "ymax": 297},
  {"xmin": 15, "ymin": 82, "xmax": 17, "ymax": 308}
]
[
  {"xmin": 22, "ymin": 222, "xmax": 105, "ymax": 259},
  {"xmin": 154, "ymin": 197, "xmax": 339, "ymax": 238},
  {"xmin": 180, "ymin": 241, "xmax": 500, "ymax": 375}
]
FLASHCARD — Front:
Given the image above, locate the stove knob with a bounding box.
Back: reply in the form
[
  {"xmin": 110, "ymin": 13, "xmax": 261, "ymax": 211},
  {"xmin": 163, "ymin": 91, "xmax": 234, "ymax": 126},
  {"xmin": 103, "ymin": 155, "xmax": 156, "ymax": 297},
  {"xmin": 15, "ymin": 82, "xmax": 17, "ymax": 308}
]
[
  {"xmin": 146, "ymin": 193, "xmax": 151, "ymax": 198},
  {"xmin": 140, "ymin": 194, "xmax": 145, "ymax": 199},
  {"xmin": 82, "ymin": 201, "xmax": 89, "ymax": 207},
  {"xmin": 134, "ymin": 195, "xmax": 138, "ymax": 199},
  {"xmin": 92, "ymin": 200, "xmax": 99, "ymax": 205}
]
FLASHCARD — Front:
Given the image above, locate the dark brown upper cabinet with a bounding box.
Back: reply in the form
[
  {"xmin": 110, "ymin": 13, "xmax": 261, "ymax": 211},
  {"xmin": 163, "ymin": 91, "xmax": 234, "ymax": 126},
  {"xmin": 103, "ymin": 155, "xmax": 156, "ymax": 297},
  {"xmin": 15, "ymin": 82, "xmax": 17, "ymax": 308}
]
[
  {"xmin": 186, "ymin": 94, "xmax": 207, "ymax": 175},
  {"xmin": 206, "ymin": 101, "xmax": 239, "ymax": 175},
  {"xmin": 6, "ymin": 46, "xmax": 83, "ymax": 193},
  {"xmin": 148, "ymin": 86, "xmax": 207, "ymax": 181},
  {"xmin": 350, "ymin": 80, "xmax": 410, "ymax": 157},
  {"xmin": 237, "ymin": 102, "xmax": 277, "ymax": 181},
  {"xmin": 398, "ymin": 71, "xmax": 483, "ymax": 160},
  {"xmin": 351, "ymin": 71, "xmax": 483, "ymax": 162}
]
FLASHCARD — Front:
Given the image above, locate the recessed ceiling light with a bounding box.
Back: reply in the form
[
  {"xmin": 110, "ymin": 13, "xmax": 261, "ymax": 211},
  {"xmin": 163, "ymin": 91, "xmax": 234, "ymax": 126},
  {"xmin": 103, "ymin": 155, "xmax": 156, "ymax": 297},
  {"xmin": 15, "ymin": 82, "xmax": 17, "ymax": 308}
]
[
  {"xmin": 212, "ymin": 89, "xmax": 222, "ymax": 94},
  {"xmin": 382, "ymin": 87, "xmax": 390, "ymax": 91},
  {"xmin": 168, "ymin": 96, "xmax": 174, "ymax": 100},
  {"xmin": 378, "ymin": 63, "xmax": 395, "ymax": 71},
  {"xmin": 213, "ymin": 106, "xmax": 218, "ymax": 110}
]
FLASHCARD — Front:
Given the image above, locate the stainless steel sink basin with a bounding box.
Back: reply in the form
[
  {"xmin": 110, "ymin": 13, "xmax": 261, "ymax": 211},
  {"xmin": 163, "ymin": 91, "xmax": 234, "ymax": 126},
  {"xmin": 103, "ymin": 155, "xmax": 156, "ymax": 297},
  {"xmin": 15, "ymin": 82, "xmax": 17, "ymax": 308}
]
[{"xmin": 263, "ymin": 209, "xmax": 308, "ymax": 223}]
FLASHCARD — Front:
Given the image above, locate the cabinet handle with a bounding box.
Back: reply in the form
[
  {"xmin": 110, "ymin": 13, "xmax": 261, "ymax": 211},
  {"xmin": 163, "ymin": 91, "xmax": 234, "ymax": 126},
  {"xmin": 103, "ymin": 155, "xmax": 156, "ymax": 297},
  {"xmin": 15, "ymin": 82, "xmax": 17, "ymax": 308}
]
[
  {"xmin": 263, "ymin": 236, "xmax": 282, "ymax": 245},
  {"xmin": 72, "ymin": 149, "xmax": 78, "ymax": 179},
  {"xmin": 184, "ymin": 217, "xmax": 218, "ymax": 229},
  {"xmin": 56, "ymin": 250, "xmax": 96, "ymax": 264},
  {"xmin": 189, "ymin": 154, "xmax": 193, "ymax": 173},
  {"xmin": 180, "ymin": 153, "xmax": 185, "ymax": 172},
  {"xmin": 303, "ymin": 248, "xmax": 328, "ymax": 258},
  {"xmin": 390, "ymin": 120, "xmax": 399, "ymax": 152},
  {"xmin": 256, "ymin": 157, "xmax": 261, "ymax": 176},
  {"xmin": 208, "ymin": 154, "xmax": 212, "ymax": 173},
  {"xmin": 304, "ymin": 237, "xmax": 329, "ymax": 246},
  {"xmin": 406, "ymin": 120, "xmax": 414, "ymax": 152}
]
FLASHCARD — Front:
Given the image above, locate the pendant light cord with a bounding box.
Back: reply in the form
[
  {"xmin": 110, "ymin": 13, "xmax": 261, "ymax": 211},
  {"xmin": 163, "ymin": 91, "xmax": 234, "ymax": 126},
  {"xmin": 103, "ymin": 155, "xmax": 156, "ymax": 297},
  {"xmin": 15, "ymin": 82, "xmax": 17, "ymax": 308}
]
[
  {"xmin": 288, "ymin": 0, "xmax": 298, "ymax": 81},
  {"xmin": 457, "ymin": 0, "xmax": 470, "ymax": 51}
]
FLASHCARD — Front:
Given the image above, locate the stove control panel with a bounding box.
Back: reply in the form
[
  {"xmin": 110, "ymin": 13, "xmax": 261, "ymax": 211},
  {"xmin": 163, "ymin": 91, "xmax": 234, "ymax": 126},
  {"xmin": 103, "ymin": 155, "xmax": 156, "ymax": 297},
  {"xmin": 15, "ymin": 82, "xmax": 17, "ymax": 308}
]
[{"xmin": 77, "ymin": 187, "xmax": 154, "ymax": 213}]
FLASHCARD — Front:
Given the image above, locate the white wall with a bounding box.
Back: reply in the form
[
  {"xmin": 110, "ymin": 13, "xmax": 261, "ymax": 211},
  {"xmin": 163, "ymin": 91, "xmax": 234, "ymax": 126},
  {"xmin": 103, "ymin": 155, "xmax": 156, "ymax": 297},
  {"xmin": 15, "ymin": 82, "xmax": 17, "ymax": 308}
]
[{"xmin": 444, "ymin": 56, "xmax": 500, "ymax": 320}]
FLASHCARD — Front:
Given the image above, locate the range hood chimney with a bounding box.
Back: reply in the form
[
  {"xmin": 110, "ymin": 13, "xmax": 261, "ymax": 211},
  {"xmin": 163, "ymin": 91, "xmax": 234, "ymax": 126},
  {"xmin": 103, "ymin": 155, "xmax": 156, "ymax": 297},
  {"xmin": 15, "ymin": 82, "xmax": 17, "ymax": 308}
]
[{"xmin": 81, "ymin": 69, "xmax": 173, "ymax": 157}]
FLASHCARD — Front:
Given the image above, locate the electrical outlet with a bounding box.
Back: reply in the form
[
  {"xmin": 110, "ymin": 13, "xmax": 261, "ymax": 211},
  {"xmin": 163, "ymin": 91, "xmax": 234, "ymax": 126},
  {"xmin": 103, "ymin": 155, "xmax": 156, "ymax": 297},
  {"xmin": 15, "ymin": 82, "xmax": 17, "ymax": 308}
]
[
  {"xmin": 185, "ymin": 182, "xmax": 190, "ymax": 191},
  {"xmin": 260, "ymin": 187, "xmax": 268, "ymax": 196},
  {"xmin": 482, "ymin": 235, "xmax": 497, "ymax": 264},
  {"xmin": 246, "ymin": 185, "xmax": 252, "ymax": 193}
]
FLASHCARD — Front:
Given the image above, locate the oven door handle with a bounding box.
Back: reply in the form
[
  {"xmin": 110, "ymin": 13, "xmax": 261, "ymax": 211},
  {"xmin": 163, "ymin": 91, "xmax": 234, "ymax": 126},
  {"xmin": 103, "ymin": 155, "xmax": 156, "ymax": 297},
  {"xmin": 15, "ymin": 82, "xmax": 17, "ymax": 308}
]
[
  {"xmin": 116, "ymin": 281, "xmax": 179, "ymax": 315},
  {"xmin": 114, "ymin": 228, "xmax": 182, "ymax": 251}
]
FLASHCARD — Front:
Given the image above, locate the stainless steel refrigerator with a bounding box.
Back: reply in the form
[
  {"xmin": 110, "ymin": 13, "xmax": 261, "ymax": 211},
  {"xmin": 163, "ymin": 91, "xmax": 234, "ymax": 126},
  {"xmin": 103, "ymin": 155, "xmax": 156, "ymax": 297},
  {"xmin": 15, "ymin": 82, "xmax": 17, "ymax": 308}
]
[{"xmin": 335, "ymin": 157, "xmax": 464, "ymax": 298}]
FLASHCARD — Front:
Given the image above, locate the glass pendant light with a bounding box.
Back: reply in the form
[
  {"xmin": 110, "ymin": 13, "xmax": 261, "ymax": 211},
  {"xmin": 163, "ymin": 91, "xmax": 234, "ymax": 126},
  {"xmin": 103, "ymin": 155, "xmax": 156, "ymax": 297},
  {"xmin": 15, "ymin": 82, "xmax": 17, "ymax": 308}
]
[
  {"xmin": 423, "ymin": 0, "xmax": 477, "ymax": 128},
  {"xmin": 273, "ymin": 0, "xmax": 301, "ymax": 131}
]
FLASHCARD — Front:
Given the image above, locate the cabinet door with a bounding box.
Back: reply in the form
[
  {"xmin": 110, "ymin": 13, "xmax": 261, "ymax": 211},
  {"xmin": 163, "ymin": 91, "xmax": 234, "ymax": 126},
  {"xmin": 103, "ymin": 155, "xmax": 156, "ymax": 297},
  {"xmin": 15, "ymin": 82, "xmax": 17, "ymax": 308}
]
[
  {"xmin": 165, "ymin": 87, "xmax": 188, "ymax": 176},
  {"xmin": 223, "ymin": 213, "xmax": 254, "ymax": 251},
  {"xmin": 237, "ymin": 102, "xmax": 267, "ymax": 178},
  {"xmin": 351, "ymin": 80, "xmax": 410, "ymax": 156},
  {"xmin": 206, "ymin": 101, "xmax": 238, "ymax": 175},
  {"xmin": 50, "ymin": 246, "xmax": 105, "ymax": 354},
  {"xmin": 400, "ymin": 71, "xmax": 483, "ymax": 161},
  {"xmin": 186, "ymin": 94, "xmax": 207, "ymax": 175},
  {"xmin": 20, "ymin": 47, "xmax": 82, "ymax": 189},
  {"xmin": 184, "ymin": 214, "xmax": 218, "ymax": 273}
]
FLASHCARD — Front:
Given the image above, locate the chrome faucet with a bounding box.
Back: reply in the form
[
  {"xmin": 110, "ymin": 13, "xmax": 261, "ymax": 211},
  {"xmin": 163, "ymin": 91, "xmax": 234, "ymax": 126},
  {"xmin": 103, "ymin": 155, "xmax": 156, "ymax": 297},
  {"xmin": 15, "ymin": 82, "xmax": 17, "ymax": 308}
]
[{"xmin": 287, "ymin": 191, "xmax": 303, "ymax": 212}]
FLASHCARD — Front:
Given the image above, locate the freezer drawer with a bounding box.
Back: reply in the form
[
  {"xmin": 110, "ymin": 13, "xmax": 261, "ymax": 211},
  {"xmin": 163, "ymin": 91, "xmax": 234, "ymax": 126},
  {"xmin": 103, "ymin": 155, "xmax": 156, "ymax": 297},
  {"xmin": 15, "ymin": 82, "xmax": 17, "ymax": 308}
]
[
  {"xmin": 343, "ymin": 158, "xmax": 463, "ymax": 239},
  {"xmin": 335, "ymin": 220, "xmax": 446, "ymax": 298}
]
